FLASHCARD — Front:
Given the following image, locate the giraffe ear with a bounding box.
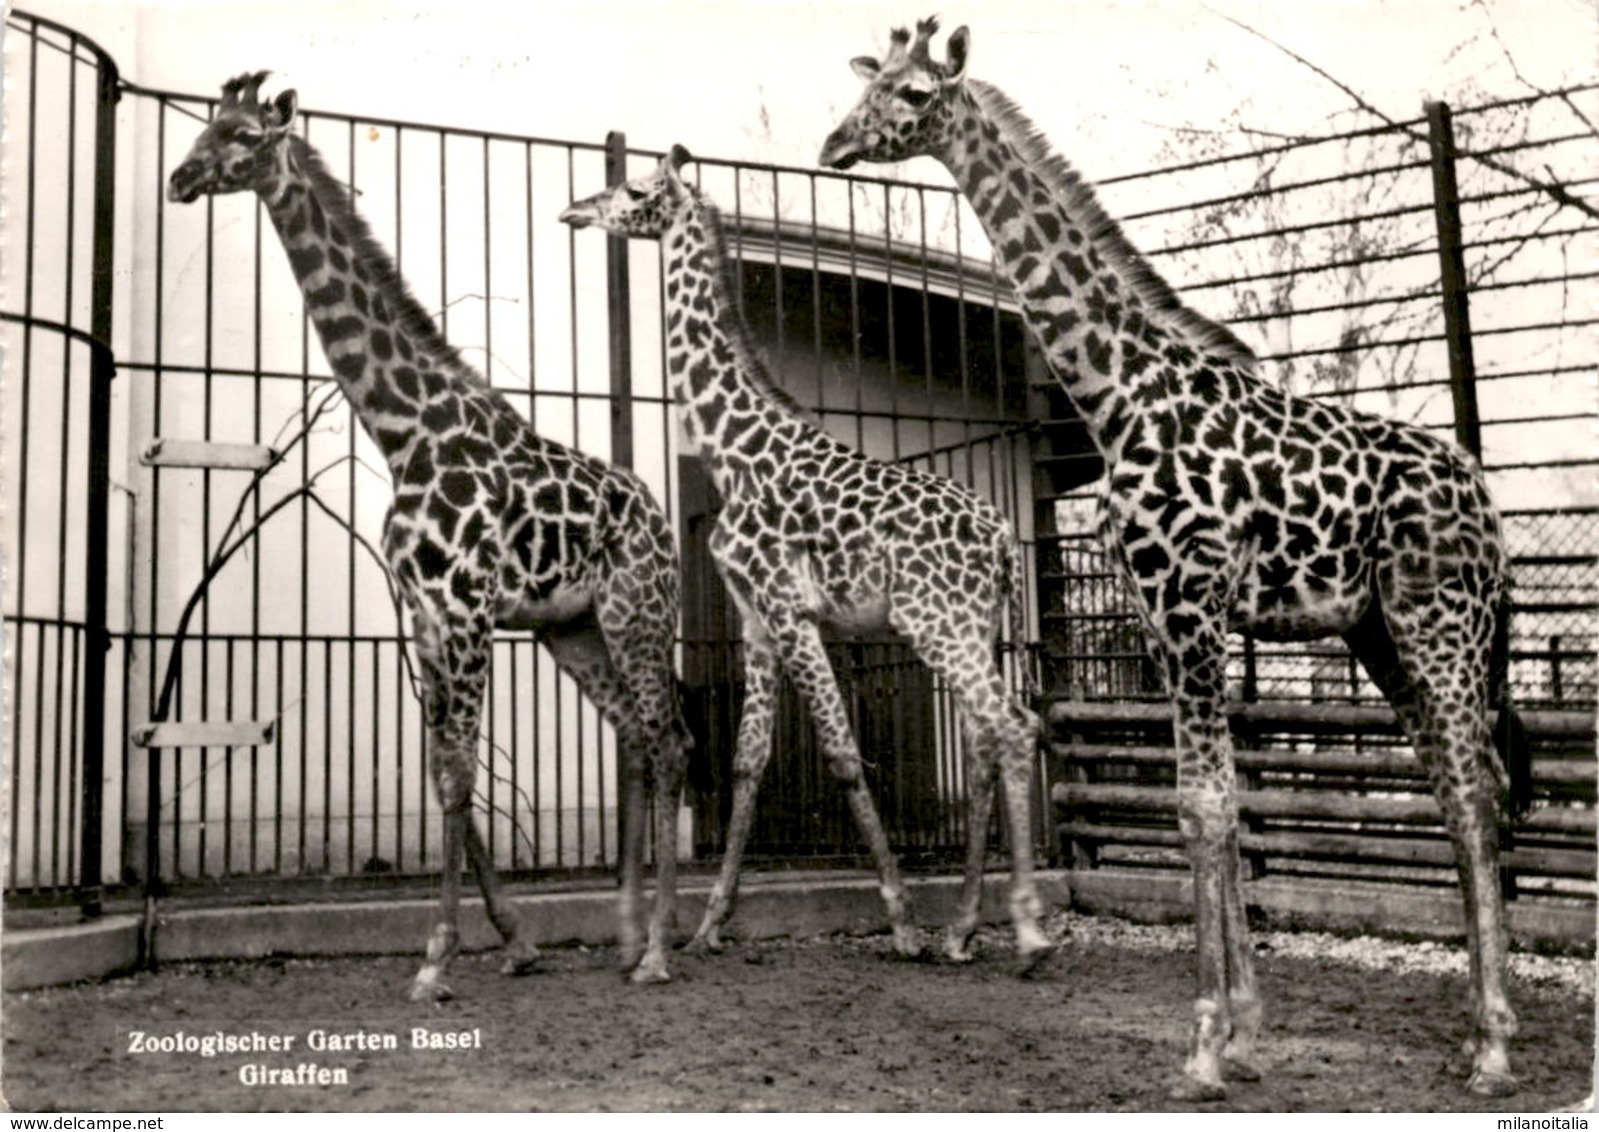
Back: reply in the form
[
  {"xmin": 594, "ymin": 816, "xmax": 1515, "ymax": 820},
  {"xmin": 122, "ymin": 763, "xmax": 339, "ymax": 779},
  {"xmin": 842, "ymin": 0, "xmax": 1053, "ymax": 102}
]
[
  {"xmin": 850, "ymin": 55, "xmax": 880, "ymax": 81},
  {"xmin": 943, "ymin": 26, "xmax": 970, "ymax": 86},
  {"xmin": 265, "ymin": 89, "xmax": 298, "ymax": 131}
]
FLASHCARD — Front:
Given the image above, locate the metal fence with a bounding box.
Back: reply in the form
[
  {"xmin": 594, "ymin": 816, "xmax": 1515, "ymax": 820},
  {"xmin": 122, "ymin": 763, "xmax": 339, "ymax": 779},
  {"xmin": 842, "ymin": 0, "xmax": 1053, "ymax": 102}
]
[
  {"xmin": 4, "ymin": 12, "xmax": 1593, "ymax": 914},
  {"xmin": 2, "ymin": 12, "xmax": 1036, "ymax": 902},
  {"xmin": 1036, "ymin": 84, "xmax": 1599, "ymax": 714}
]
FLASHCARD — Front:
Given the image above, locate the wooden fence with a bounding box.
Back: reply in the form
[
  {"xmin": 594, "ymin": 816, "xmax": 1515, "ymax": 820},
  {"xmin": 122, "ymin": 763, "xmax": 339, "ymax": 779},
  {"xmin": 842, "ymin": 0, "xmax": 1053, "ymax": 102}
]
[{"xmin": 1048, "ymin": 698, "xmax": 1596, "ymax": 944}]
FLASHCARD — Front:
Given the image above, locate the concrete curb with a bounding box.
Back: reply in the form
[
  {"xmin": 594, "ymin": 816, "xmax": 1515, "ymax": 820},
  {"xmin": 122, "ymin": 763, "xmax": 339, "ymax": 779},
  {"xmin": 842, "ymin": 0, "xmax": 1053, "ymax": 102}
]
[
  {"xmin": 2, "ymin": 914, "xmax": 143, "ymax": 991},
  {"xmin": 3, "ymin": 871, "xmax": 1072, "ymax": 991}
]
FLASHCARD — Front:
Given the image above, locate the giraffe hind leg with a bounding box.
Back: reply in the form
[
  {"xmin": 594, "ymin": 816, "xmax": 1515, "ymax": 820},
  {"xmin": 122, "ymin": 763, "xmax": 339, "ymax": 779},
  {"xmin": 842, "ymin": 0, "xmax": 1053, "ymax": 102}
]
[
  {"xmin": 771, "ymin": 611, "xmax": 920, "ymax": 958},
  {"xmin": 592, "ymin": 574, "xmax": 692, "ymax": 987},
  {"xmin": 943, "ymin": 725, "xmax": 998, "ymax": 964},
  {"xmin": 543, "ymin": 616, "xmax": 653, "ymax": 977},
  {"xmin": 891, "ymin": 607, "xmax": 1049, "ymax": 969},
  {"xmin": 1345, "ymin": 600, "xmax": 1518, "ymax": 1096}
]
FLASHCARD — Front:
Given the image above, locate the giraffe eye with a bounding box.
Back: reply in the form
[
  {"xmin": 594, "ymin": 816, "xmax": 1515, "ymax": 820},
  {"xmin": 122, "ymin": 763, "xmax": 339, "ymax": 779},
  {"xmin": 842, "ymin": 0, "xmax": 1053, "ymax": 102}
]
[
  {"xmin": 897, "ymin": 87, "xmax": 933, "ymax": 109},
  {"xmin": 625, "ymin": 185, "xmax": 647, "ymax": 201}
]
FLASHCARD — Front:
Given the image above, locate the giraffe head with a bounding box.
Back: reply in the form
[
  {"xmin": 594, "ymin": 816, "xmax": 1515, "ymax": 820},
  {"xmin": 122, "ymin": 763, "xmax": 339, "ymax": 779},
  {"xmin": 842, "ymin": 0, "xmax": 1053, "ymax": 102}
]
[
  {"xmin": 818, "ymin": 17, "xmax": 969, "ymax": 170},
  {"xmin": 167, "ymin": 71, "xmax": 299, "ymax": 203},
  {"xmin": 558, "ymin": 145, "xmax": 697, "ymax": 239}
]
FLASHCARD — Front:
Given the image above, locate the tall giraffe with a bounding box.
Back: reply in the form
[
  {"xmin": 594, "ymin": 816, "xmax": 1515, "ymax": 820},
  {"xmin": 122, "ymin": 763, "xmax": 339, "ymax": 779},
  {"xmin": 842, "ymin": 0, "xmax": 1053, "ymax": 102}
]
[
  {"xmin": 820, "ymin": 20, "xmax": 1530, "ymax": 1100},
  {"xmin": 167, "ymin": 72, "xmax": 691, "ymax": 996},
  {"xmin": 561, "ymin": 146, "xmax": 1052, "ymax": 967}
]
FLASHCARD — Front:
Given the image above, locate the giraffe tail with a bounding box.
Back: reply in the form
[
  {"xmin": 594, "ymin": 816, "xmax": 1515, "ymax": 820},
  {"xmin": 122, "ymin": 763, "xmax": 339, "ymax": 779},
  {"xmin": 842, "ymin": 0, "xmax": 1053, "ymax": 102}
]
[{"xmin": 1489, "ymin": 590, "xmax": 1534, "ymax": 823}]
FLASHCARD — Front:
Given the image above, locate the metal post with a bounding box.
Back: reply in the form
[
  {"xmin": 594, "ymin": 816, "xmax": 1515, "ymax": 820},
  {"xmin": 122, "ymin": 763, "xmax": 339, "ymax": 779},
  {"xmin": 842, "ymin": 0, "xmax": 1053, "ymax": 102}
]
[
  {"xmin": 604, "ymin": 131, "xmax": 634, "ymax": 470},
  {"xmin": 602, "ymin": 130, "xmax": 634, "ymax": 871},
  {"xmin": 78, "ymin": 49, "xmax": 121, "ymax": 919},
  {"xmin": 1425, "ymin": 100, "xmax": 1483, "ymax": 460}
]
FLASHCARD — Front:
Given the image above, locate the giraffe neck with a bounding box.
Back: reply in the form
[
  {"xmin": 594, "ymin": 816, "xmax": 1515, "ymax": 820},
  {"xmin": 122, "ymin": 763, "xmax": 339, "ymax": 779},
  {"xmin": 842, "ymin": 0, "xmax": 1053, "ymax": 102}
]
[
  {"xmin": 938, "ymin": 81, "xmax": 1258, "ymax": 460},
  {"xmin": 257, "ymin": 135, "xmax": 473, "ymax": 472},
  {"xmin": 661, "ymin": 192, "xmax": 812, "ymax": 493}
]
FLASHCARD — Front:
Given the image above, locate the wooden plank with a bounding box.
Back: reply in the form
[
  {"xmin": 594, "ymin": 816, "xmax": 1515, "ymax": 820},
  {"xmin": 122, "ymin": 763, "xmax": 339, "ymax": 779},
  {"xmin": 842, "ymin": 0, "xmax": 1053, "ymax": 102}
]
[
  {"xmin": 141, "ymin": 438, "xmax": 276, "ymax": 470},
  {"xmin": 1058, "ymin": 821, "xmax": 1596, "ymax": 877},
  {"xmin": 132, "ymin": 720, "xmax": 276, "ymax": 748},
  {"xmin": 1046, "ymin": 698, "xmax": 1595, "ymax": 742},
  {"xmin": 1052, "ymin": 781, "xmax": 1599, "ymax": 834},
  {"xmin": 1048, "ymin": 742, "xmax": 1597, "ymax": 788},
  {"xmin": 1050, "ymin": 741, "xmax": 1418, "ymax": 777}
]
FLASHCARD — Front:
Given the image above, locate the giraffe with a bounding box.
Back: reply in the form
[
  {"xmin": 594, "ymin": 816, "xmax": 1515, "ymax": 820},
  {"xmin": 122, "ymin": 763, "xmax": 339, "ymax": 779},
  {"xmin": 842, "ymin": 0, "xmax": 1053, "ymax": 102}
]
[
  {"xmin": 167, "ymin": 72, "xmax": 692, "ymax": 997},
  {"xmin": 819, "ymin": 19, "xmax": 1531, "ymax": 1100},
  {"xmin": 560, "ymin": 145, "xmax": 1052, "ymax": 968}
]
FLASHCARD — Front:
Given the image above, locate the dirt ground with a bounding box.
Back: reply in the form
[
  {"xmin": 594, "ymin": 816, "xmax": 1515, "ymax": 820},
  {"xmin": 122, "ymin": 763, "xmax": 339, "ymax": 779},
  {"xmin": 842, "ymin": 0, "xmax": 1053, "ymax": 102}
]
[{"xmin": 3, "ymin": 913, "xmax": 1593, "ymax": 1113}]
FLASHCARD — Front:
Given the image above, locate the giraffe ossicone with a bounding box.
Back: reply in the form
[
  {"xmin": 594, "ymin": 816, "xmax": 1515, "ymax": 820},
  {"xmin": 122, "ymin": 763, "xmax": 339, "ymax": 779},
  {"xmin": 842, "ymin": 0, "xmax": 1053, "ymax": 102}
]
[
  {"xmin": 562, "ymin": 143, "xmax": 1052, "ymax": 969},
  {"xmin": 821, "ymin": 18, "xmax": 1529, "ymax": 1100},
  {"xmin": 168, "ymin": 71, "xmax": 693, "ymax": 996}
]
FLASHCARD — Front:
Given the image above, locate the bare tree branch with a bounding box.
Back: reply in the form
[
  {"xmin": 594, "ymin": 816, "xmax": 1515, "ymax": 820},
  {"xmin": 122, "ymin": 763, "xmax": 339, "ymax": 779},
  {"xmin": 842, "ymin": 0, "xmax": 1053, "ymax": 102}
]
[{"xmin": 1209, "ymin": 8, "xmax": 1599, "ymax": 222}]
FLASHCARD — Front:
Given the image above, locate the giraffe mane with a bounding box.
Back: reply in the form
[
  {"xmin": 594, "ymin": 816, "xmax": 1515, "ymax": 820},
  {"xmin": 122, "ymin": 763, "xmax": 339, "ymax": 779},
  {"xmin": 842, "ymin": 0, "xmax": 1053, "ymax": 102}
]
[
  {"xmin": 688, "ymin": 189, "xmax": 814, "ymax": 420},
  {"xmin": 966, "ymin": 80, "xmax": 1259, "ymax": 372},
  {"xmin": 290, "ymin": 135, "xmax": 478, "ymax": 382}
]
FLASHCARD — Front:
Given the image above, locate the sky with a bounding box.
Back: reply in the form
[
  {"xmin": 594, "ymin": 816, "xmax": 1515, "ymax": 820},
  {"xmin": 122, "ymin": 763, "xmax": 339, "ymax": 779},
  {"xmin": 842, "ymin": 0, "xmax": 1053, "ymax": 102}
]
[{"xmin": 10, "ymin": 0, "xmax": 1595, "ymax": 180}]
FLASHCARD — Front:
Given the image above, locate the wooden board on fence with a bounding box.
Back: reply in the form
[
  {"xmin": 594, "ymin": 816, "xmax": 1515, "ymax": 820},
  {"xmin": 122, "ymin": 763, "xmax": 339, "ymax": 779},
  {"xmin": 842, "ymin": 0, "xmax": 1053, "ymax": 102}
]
[
  {"xmin": 140, "ymin": 438, "xmax": 276, "ymax": 470},
  {"xmin": 132, "ymin": 720, "xmax": 276, "ymax": 748}
]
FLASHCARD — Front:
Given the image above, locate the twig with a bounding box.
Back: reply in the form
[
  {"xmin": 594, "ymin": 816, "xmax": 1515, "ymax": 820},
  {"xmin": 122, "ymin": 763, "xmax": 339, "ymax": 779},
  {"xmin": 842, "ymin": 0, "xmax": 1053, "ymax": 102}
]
[{"xmin": 1209, "ymin": 8, "xmax": 1599, "ymax": 223}]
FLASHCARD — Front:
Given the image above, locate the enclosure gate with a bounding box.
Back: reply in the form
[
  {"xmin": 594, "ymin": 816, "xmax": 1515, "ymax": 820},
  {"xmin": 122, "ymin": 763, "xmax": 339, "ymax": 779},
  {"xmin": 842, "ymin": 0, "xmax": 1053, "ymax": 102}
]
[{"xmin": 5, "ymin": 12, "xmax": 1595, "ymax": 920}]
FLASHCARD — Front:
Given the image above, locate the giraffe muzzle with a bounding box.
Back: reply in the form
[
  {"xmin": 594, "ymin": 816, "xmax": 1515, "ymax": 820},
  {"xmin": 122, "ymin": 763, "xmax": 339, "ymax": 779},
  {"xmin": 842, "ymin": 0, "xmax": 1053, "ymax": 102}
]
[
  {"xmin": 167, "ymin": 162, "xmax": 209, "ymax": 204},
  {"xmin": 818, "ymin": 130, "xmax": 863, "ymax": 170},
  {"xmin": 557, "ymin": 201, "xmax": 599, "ymax": 229}
]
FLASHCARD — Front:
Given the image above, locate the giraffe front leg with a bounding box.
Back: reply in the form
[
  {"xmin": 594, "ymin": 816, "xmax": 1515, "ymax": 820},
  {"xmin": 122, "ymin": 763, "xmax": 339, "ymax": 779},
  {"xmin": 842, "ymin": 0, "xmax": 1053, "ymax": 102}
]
[
  {"xmin": 687, "ymin": 633, "xmax": 779, "ymax": 955},
  {"xmin": 406, "ymin": 602, "xmax": 500, "ymax": 1002},
  {"xmin": 1163, "ymin": 649, "xmax": 1244, "ymax": 1102},
  {"xmin": 411, "ymin": 799, "xmax": 467, "ymax": 1003},
  {"xmin": 1172, "ymin": 782, "xmax": 1234, "ymax": 1101},
  {"xmin": 1219, "ymin": 821, "xmax": 1263, "ymax": 1081}
]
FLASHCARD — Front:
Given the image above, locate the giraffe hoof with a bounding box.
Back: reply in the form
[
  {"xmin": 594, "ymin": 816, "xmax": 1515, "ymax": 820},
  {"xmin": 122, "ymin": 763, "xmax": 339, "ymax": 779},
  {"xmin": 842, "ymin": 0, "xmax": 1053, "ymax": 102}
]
[
  {"xmin": 629, "ymin": 962, "xmax": 672, "ymax": 986},
  {"xmin": 682, "ymin": 933, "xmax": 724, "ymax": 957},
  {"xmin": 499, "ymin": 947, "xmax": 541, "ymax": 977},
  {"xmin": 941, "ymin": 941, "xmax": 975, "ymax": 964},
  {"xmin": 1467, "ymin": 1068, "xmax": 1519, "ymax": 1098},
  {"xmin": 890, "ymin": 926, "xmax": 925, "ymax": 961},
  {"xmin": 1014, "ymin": 942, "xmax": 1055, "ymax": 979},
  {"xmin": 408, "ymin": 980, "xmax": 454, "ymax": 1004},
  {"xmin": 1167, "ymin": 1074, "xmax": 1227, "ymax": 1103},
  {"xmin": 1224, "ymin": 1056, "xmax": 1263, "ymax": 1083}
]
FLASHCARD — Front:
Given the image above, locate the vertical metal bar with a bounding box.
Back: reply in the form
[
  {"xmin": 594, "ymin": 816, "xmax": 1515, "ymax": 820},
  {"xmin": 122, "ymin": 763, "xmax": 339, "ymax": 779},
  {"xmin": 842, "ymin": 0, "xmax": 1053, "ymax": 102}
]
[
  {"xmin": 370, "ymin": 642, "xmax": 380, "ymax": 869},
  {"xmin": 223, "ymin": 640, "xmax": 235, "ymax": 875},
  {"xmin": 249, "ymin": 99, "xmax": 265, "ymax": 881},
  {"xmin": 346, "ymin": 122, "xmax": 359, "ymax": 877},
  {"xmin": 52, "ymin": 45, "xmax": 82, "ymax": 891},
  {"xmin": 13, "ymin": 25, "xmax": 40, "ymax": 894},
  {"xmin": 1425, "ymin": 100, "xmax": 1483, "ymax": 460},
  {"xmin": 524, "ymin": 142, "xmax": 538, "ymax": 430},
  {"xmin": 604, "ymin": 132, "xmax": 634, "ymax": 469},
  {"xmin": 78, "ymin": 42, "xmax": 119, "ymax": 912},
  {"xmin": 146, "ymin": 94, "xmax": 169, "ymax": 900}
]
